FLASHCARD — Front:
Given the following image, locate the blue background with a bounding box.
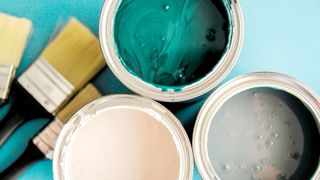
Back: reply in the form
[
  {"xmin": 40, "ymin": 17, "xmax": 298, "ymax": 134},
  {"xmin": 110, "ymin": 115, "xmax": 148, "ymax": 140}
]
[{"xmin": 0, "ymin": 0, "xmax": 319, "ymax": 179}]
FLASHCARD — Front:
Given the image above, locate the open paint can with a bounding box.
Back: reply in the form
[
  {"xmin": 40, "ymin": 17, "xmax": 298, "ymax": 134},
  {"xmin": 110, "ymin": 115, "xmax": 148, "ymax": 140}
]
[
  {"xmin": 99, "ymin": 0, "xmax": 243, "ymax": 102},
  {"xmin": 53, "ymin": 95, "xmax": 193, "ymax": 180},
  {"xmin": 193, "ymin": 72, "xmax": 320, "ymax": 179}
]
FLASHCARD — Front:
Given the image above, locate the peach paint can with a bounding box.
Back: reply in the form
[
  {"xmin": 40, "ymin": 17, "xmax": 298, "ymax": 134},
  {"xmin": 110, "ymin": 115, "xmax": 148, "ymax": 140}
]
[{"xmin": 53, "ymin": 95, "xmax": 193, "ymax": 180}]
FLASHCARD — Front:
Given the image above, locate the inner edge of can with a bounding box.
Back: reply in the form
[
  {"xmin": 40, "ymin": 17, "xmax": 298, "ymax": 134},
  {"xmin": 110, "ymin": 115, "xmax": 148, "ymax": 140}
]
[
  {"xmin": 193, "ymin": 72, "xmax": 320, "ymax": 180},
  {"xmin": 53, "ymin": 95, "xmax": 194, "ymax": 180},
  {"xmin": 99, "ymin": 0, "xmax": 244, "ymax": 102}
]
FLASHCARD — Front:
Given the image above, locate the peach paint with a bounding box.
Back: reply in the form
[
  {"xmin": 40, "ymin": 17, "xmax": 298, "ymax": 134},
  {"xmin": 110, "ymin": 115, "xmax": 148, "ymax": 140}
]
[{"xmin": 62, "ymin": 107, "xmax": 180, "ymax": 180}]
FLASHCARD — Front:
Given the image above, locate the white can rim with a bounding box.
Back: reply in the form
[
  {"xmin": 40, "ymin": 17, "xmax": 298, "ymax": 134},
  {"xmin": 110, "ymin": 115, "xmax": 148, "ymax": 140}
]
[
  {"xmin": 53, "ymin": 94, "xmax": 194, "ymax": 180},
  {"xmin": 99, "ymin": 0, "xmax": 244, "ymax": 102},
  {"xmin": 193, "ymin": 72, "xmax": 320, "ymax": 180}
]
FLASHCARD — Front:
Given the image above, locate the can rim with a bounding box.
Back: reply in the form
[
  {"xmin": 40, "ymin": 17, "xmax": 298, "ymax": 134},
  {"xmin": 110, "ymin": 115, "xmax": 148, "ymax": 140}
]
[
  {"xmin": 193, "ymin": 72, "xmax": 320, "ymax": 180},
  {"xmin": 99, "ymin": 0, "xmax": 244, "ymax": 102},
  {"xmin": 53, "ymin": 94, "xmax": 194, "ymax": 180}
]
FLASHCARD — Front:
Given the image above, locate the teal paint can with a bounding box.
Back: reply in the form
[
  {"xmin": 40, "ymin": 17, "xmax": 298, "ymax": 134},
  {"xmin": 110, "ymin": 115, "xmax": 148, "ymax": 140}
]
[{"xmin": 99, "ymin": 0, "xmax": 243, "ymax": 102}]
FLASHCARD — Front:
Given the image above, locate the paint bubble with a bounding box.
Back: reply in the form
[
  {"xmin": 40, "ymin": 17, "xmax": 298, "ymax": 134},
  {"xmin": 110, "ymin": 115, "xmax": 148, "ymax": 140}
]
[
  {"xmin": 174, "ymin": 69, "xmax": 186, "ymax": 82},
  {"xmin": 206, "ymin": 28, "xmax": 216, "ymax": 41},
  {"xmin": 252, "ymin": 175, "xmax": 263, "ymax": 180},
  {"xmin": 240, "ymin": 163, "xmax": 247, "ymax": 170},
  {"xmin": 286, "ymin": 152, "xmax": 300, "ymax": 160},
  {"xmin": 161, "ymin": 37, "xmax": 166, "ymax": 41},
  {"xmin": 265, "ymin": 139, "xmax": 275, "ymax": 148},
  {"xmin": 269, "ymin": 112, "xmax": 281, "ymax": 121},
  {"xmin": 284, "ymin": 121, "xmax": 292, "ymax": 127},
  {"xmin": 177, "ymin": 72, "xmax": 184, "ymax": 79},
  {"xmin": 163, "ymin": 5, "xmax": 170, "ymax": 10},
  {"xmin": 223, "ymin": 164, "xmax": 232, "ymax": 171},
  {"xmin": 140, "ymin": 43, "xmax": 145, "ymax": 47},
  {"xmin": 277, "ymin": 173, "xmax": 289, "ymax": 180},
  {"xmin": 254, "ymin": 165, "xmax": 262, "ymax": 171},
  {"xmin": 273, "ymin": 132, "xmax": 280, "ymax": 138},
  {"xmin": 251, "ymin": 174, "xmax": 261, "ymax": 180},
  {"xmin": 258, "ymin": 134, "xmax": 264, "ymax": 140},
  {"xmin": 260, "ymin": 159, "xmax": 268, "ymax": 165},
  {"xmin": 167, "ymin": 89, "xmax": 174, "ymax": 92}
]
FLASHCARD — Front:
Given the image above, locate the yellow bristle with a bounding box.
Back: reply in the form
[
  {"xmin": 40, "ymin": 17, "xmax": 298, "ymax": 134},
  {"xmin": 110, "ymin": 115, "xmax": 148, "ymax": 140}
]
[
  {"xmin": 41, "ymin": 18, "xmax": 106, "ymax": 90},
  {"xmin": 0, "ymin": 13, "xmax": 32, "ymax": 67},
  {"xmin": 56, "ymin": 84, "xmax": 102, "ymax": 124}
]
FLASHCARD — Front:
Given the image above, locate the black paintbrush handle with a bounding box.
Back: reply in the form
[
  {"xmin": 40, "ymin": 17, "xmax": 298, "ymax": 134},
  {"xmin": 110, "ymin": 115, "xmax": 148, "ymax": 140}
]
[
  {"xmin": 0, "ymin": 81, "xmax": 52, "ymax": 147},
  {"xmin": 0, "ymin": 113, "xmax": 24, "ymax": 146},
  {"xmin": 0, "ymin": 141, "xmax": 44, "ymax": 179},
  {"xmin": 0, "ymin": 100, "xmax": 5, "ymax": 107},
  {"xmin": 0, "ymin": 92, "xmax": 10, "ymax": 107}
]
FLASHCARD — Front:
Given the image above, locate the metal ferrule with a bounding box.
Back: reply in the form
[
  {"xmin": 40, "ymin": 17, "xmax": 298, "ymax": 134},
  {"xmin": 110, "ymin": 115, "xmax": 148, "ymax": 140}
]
[
  {"xmin": 33, "ymin": 119, "xmax": 64, "ymax": 159},
  {"xmin": 18, "ymin": 57, "xmax": 75, "ymax": 114},
  {"xmin": 0, "ymin": 64, "xmax": 15, "ymax": 103}
]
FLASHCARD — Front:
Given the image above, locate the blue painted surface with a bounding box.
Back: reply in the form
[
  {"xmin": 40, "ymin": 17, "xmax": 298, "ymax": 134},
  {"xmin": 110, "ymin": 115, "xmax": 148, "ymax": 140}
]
[
  {"xmin": 0, "ymin": 97, "xmax": 12, "ymax": 123},
  {"xmin": 0, "ymin": 118, "xmax": 49, "ymax": 173},
  {"xmin": 0, "ymin": 0, "xmax": 104, "ymax": 76},
  {"xmin": 18, "ymin": 160, "xmax": 53, "ymax": 180},
  {"xmin": 0, "ymin": 0, "xmax": 319, "ymax": 179},
  {"xmin": 226, "ymin": 0, "xmax": 320, "ymax": 94}
]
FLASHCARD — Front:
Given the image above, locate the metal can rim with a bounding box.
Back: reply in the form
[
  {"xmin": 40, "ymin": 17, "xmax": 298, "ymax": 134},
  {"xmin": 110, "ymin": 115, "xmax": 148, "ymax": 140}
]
[
  {"xmin": 53, "ymin": 94, "xmax": 194, "ymax": 180},
  {"xmin": 193, "ymin": 72, "xmax": 320, "ymax": 180},
  {"xmin": 99, "ymin": 0, "xmax": 244, "ymax": 102}
]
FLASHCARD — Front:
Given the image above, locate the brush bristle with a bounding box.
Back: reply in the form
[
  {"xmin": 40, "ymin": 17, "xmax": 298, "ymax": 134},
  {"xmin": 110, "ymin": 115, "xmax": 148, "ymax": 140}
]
[
  {"xmin": 57, "ymin": 84, "xmax": 102, "ymax": 124},
  {"xmin": 42, "ymin": 18, "xmax": 105, "ymax": 90},
  {"xmin": 0, "ymin": 13, "xmax": 32, "ymax": 67}
]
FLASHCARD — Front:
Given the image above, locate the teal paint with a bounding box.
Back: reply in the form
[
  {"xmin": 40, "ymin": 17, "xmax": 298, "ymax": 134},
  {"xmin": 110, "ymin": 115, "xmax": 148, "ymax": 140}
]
[{"xmin": 114, "ymin": 0, "xmax": 230, "ymax": 91}]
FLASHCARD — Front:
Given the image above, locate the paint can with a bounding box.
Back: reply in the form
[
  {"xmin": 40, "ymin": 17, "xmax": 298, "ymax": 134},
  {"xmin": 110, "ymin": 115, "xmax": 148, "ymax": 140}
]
[
  {"xmin": 53, "ymin": 95, "xmax": 193, "ymax": 180},
  {"xmin": 193, "ymin": 72, "xmax": 320, "ymax": 179},
  {"xmin": 99, "ymin": 0, "xmax": 243, "ymax": 102}
]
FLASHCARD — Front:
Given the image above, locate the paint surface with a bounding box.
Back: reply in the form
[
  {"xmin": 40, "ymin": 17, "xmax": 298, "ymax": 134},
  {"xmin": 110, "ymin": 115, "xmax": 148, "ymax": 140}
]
[
  {"xmin": 114, "ymin": 0, "xmax": 229, "ymax": 89},
  {"xmin": 207, "ymin": 88, "xmax": 320, "ymax": 179},
  {"xmin": 63, "ymin": 107, "xmax": 180, "ymax": 180}
]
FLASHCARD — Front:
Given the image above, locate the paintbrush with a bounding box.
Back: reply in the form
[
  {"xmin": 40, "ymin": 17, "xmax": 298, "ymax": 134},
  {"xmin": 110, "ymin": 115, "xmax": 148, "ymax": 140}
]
[
  {"xmin": 0, "ymin": 18, "xmax": 105, "ymax": 147},
  {"xmin": 0, "ymin": 13, "xmax": 32, "ymax": 106},
  {"xmin": 0, "ymin": 84, "xmax": 102, "ymax": 178},
  {"xmin": 33, "ymin": 83, "xmax": 102, "ymax": 158}
]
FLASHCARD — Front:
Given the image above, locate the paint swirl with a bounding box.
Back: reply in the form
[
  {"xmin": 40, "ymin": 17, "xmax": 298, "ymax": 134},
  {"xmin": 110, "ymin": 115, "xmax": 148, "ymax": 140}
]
[{"xmin": 114, "ymin": 0, "xmax": 229, "ymax": 86}]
